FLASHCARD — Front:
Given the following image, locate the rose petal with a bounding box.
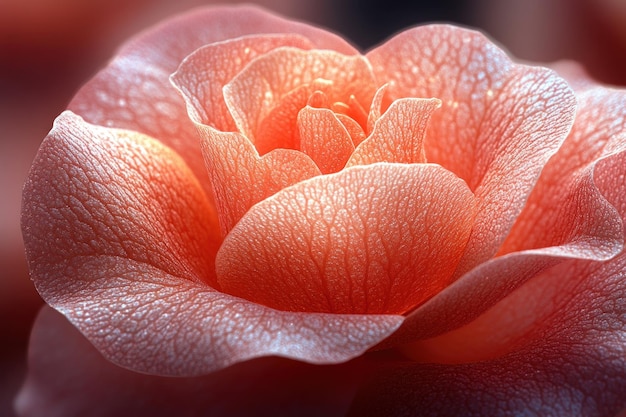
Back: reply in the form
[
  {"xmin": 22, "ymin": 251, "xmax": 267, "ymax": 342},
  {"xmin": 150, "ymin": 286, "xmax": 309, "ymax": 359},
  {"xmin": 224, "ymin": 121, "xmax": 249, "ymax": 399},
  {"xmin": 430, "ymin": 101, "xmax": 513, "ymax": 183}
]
[
  {"xmin": 22, "ymin": 111, "xmax": 221, "ymax": 286},
  {"xmin": 366, "ymin": 84, "xmax": 388, "ymax": 134},
  {"xmin": 359, "ymin": 144, "xmax": 626, "ymax": 409},
  {"xmin": 197, "ymin": 126, "xmax": 322, "ymax": 235},
  {"xmin": 403, "ymin": 236, "xmax": 626, "ymax": 367},
  {"xmin": 378, "ymin": 88, "xmax": 625, "ymax": 346},
  {"xmin": 21, "ymin": 112, "xmax": 401, "ymax": 376},
  {"xmin": 367, "ymin": 25, "xmax": 577, "ymax": 275},
  {"xmin": 346, "ymin": 98, "xmax": 440, "ymax": 167},
  {"xmin": 29, "ymin": 257, "xmax": 401, "ymax": 376},
  {"xmin": 69, "ymin": 5, "xmax": 357, "ymax": 198},
  {"xmin": 170, "ymin": 34, "xmax": 316, "ymax": 132},
  {"xmin": 500, "ymin": 87, "xmax": 626, "ymax": 255},
  {"xmin": 298, "ymin": 106, "xmax": 355, "ymax": 174},
  {"xmin": 405, "ymin": 136, "xmax": 625, "ymax": 361},
  {"xmin": 223, "ymin": 47, "xmax": 376, "ymax": 153},
  {"xmin": 16, "ymin": 306, "xmax": 368, "ymax": 417},
  {"xmin": 336, "ymin": 113, "xmax": 367, "ymax": 146},
  {"xmin": 216, "ymin": 164, "xmax": 477, "ymax": 315},
  {"xmin": 349, "ymin": 227, "xmax": 626, "ymax": 416}
]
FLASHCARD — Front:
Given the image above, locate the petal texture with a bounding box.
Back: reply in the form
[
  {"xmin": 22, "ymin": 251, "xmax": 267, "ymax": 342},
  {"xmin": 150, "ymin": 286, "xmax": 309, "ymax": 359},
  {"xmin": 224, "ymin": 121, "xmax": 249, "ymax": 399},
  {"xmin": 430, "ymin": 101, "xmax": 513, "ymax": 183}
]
[
  {"xmin": 352, "ymin": 149, "xmax": 626, "ymax": 416},
  {"xmin": 346, "ymin": 98, "xmax": 440, "ymax": 167},
  {"xmin": 298, "ymin": 106, "xmax": 355, "ymax": 174},
  {"xmin": 404, "ymin": 147, "xmax": 625, "ymax": 363},
  {"xmin": 22, "ymin": 111, "xmax": 221, "ymax": 286},
  {"xmin": 380, "ymin": 87, "xmax": 625, "ymax": 345},
  {"xmin": 69, "ymin": 5, "xmax": 356, "ymax": 198},
  {"xmin": 349, "ymin": 200, "xmax": 626, "ymax": 416},
  {"xmin": 368, "ymin": 25, "xmax": 577, "ymax": 275},
  {"xmin": 500, "ymin": 87, "xmax": 626, "ymax": 255},
  {"xmin": 17, "ymin": 307, "xmax": 367, "ymax": 417},
  {"xmin": 170, "ymin": 34, "xmax": 316, "ymax": 132},
  {"xmin": 21, "ymin": 112, "xmax": 401, "ymax": 376},
  {"xmin": 38, "ymin": 258, "xmax": 401, "ymax": 376},
  {"xmin": 216, "ymin": 164, "xmax": 477, "ymax": 314}
]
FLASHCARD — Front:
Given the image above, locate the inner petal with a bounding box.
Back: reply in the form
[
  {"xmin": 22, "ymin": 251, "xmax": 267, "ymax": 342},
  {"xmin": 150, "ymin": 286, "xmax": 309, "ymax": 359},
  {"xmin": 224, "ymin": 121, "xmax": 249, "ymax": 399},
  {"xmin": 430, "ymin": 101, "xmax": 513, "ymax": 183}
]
[
  {"xmin": 254, "ymin": 84, "xmax": 312, "ymax": 154},
  {"xmin": 170, "ymin": 34, "xmax": 315, "ymax": 132},
  {"xmin": 198, "ymin": 125, "xmax": 321, "ymax": 235},
  {"xmin": 216, "ymin": 163, "xmax": 477, "ymax": 315},
  {"xmin": 298, "ymin": 106, "xmax": 355, "ymax": 174},
  {"xmin": 336, "ymin": 114, "xmax": 367, "ymax": 146},
  {"xmin": 331, "ymin": 95, "xmax": 368, "ymax": 131},
  {"xmin": 223, "ymin": 47, "xmax": 377, "ymax": 150},
  {"xmin": 347, "ymin": 98, "xmax": 440, "ymax": 167}
]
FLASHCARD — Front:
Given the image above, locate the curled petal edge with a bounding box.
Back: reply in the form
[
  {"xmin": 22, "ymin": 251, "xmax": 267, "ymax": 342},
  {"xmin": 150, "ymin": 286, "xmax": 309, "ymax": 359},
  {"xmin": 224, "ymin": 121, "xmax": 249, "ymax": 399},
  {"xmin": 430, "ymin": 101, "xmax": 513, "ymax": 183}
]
[{"xmin": 379, "ymin": 145, "xmax": 625, "ymax": 347}]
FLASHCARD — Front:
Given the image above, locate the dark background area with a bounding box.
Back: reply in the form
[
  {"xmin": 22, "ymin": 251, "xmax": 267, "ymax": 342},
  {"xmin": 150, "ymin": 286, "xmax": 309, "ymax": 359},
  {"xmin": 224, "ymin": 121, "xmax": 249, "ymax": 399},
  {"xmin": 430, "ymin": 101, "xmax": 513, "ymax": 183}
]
[
  {"xmin": 335, "ymin": 0, "xmax": 474, "ymax": 47},
  {"xmin": 1, "ymin": 0, "xmax": 625, "ymax": 415}
]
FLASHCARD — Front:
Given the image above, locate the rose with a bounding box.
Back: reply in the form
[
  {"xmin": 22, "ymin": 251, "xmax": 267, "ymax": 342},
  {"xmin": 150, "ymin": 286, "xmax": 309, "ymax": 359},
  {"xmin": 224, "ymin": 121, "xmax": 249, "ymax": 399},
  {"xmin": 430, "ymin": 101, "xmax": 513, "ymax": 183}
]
[{"xmin": 18, "ymin": 5, "xmax": 626, "ymax": 416}]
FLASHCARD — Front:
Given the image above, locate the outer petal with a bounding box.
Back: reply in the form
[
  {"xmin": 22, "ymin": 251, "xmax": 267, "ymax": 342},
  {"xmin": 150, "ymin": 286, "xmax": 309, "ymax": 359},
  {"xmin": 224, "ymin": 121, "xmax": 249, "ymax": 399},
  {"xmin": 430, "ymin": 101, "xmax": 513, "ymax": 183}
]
[
  {"xmin": 367, "ymin": 25, "xmax": 577, "ymax": 274},
  {"xmin": 404, "ymin": 149, "xmax": 625, "ymax": 364},
  {"xmin": 69, "ymin": 5, "xmax": 357, "ymax": 198},
  {"xmin": 22, "ymin": 111, "xmax": 221, "ymax": 286},
  {"xmin": 351, "ymin": 151, "xmax": 626, "ymax": 416},
  {"xmin": 348, "ymin": 159, "xmax": 626, "ymax": 416},
  {"xmin": 21, "ymin": 112, "xmax": 401, "ymax": 376},
  {"xmin": 350, "ymin": 264, "xmax": 626, "ymax": 417},
  {"xmin": 16, "ymin": 307, "xmax": 367, "ymax": 417},
  {"xmin": 216, "ymin": 164, "xmax": 477, "ymax": 315},
  {"xmin": 379, "ymin": 87, "xmax": 625, "ymax": 346},
  {"xmin": 500, "ymin": 87, "xmax": 626, "ymax": 255}
]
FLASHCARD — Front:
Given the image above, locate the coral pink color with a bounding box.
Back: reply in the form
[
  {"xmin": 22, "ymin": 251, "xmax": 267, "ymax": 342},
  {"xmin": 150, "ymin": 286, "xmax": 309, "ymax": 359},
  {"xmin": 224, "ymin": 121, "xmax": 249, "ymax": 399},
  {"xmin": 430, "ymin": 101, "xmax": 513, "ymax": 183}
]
[{"xmin": 19, "ymin": 5, "xmax": 626, "ymax": 416}]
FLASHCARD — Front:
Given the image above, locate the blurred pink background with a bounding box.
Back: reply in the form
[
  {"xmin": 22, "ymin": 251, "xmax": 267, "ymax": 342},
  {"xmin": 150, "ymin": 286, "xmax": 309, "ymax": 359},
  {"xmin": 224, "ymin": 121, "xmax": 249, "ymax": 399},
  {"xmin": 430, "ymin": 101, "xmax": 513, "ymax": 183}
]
[{"xmin": 1, "ymin": 0, "xmax": 625, "ymax": 416}]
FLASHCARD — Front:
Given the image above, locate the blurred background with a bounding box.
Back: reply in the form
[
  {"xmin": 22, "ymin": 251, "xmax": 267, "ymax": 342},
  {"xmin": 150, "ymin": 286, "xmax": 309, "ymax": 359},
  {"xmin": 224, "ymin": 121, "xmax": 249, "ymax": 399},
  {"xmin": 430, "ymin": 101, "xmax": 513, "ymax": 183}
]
[{"xmin": 1, "ymin": 0, "xmax": 625, "ymax": 415}]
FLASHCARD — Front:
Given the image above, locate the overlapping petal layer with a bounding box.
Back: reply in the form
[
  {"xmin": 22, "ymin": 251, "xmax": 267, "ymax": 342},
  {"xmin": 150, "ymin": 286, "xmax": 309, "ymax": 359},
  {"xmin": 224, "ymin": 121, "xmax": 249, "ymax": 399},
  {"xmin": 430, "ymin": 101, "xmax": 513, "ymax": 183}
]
[
  {"xmin": 368, "ymin": 25, "xmax": 578, "ymax": 274},
  {"xmin": 173, "ymin": 41, "xmax": 451, "ymax": 238},
  {"xmin": 402, "ymin": 143, "xmax": 625, "ymax": 364},
  {"xmin": 171, "ymin": 34, "xmax": 316, "ymax": 132},
  {"xmin": 197, "ymin": 127, "xmax": 321, "ymax": 235},
  {"xmin": 223, "ymin": 48, "xmax": 376, "ymax": 153},
  {"xmin": 351, "ymin": 89, "xmax": 626, "ymax": 412},
  {"xmin": 18, "ymin": 5, "xmax": 626, "ymax": 416},
  {"xmin": 69, "ymin": 5, "xmax": 356, "ymax": 198},
  {"xmin": 348, "ymin": 151, "xmax": 626, "ymax": 417},
  {"xmin": 21, "ymin": 112, "xmax": 402, "ymax": 376},
  {"xmin": 17, "ymin": 307, "xmax": 368, "ymax": 417},
  {"xmin": 380, "ymin": 86, "xmax": 625, "ymax": 345},
  {"xmin": 500, "ymin": 87, "xmax": 626, "ymax": 254},
  {"xmin": 346, "ymin": 98, "xmax": 439, "ymax": 167}
]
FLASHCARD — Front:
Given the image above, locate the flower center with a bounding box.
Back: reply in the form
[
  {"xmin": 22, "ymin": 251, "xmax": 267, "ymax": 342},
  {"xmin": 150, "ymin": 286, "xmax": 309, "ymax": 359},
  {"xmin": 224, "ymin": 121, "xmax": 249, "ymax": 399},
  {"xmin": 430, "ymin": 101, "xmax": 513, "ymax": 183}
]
[{"xmin": 223, "ymin": 47, "xmax": 380, "ymax": 173}]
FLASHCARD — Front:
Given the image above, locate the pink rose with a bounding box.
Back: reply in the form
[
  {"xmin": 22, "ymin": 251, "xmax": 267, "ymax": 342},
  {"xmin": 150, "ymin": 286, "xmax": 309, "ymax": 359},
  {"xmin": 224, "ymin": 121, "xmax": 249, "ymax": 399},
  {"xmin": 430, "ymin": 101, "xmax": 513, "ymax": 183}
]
[{"xmin": 19, "ymin": 6, "xmax": 626, "ymax": 416}]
